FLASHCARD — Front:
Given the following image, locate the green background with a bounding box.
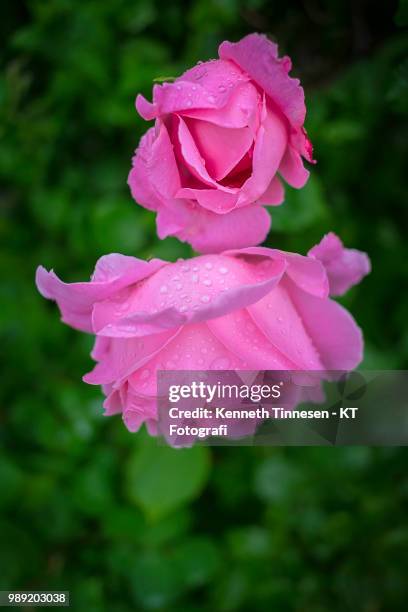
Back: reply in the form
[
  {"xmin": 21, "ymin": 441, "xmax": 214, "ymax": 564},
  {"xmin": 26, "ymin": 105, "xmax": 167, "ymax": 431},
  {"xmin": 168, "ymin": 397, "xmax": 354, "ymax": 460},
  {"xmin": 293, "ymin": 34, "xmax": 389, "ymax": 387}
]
[{"xmin": 1, "ymin": 0, "xmax": 408, "ymax": 609}]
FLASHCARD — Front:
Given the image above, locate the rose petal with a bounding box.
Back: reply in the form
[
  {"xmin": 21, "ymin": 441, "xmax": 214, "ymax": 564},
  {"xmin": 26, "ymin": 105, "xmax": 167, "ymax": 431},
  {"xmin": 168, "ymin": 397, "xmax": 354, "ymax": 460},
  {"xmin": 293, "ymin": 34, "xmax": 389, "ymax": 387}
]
[
  {"xmin": 237, "ymin": 102, "xmax": 287, "ymax": 207},
  {"xmin": 247, "ymin": 281, "xmax": 324, "ymax": 369},
  {"xmin": 175, "ymin": 116, "xmax": 236, "ymax": 193},
  {"xmin": 128, "ymin": 322, "xmax": 245, "ymax": 397},
  {"xmin": 84, "ymin": 329, "xmax": 180, "ymax": 385},
  {"xmin": 308, "ymin": 233, "xmax": 371, "ymax": 296},
  {"xmin": 176, "ymin": 204, "xmax": 271, "ymax": 253},
  {"xmin": 175, "ymin": 187, "xmax": 238, "ymax": 213},
  {"xmin": 180, "ymin": 81, "xmax": 260, "ymax": 129},
  {"xmin": 279, "ymin": 145, "xmax": 310, "ymax": 189},
  {"xmin": 128, "ymin": 121, "xmax": 181, "ymax": 210},
  {"xmin": 226, "ymin": 247, "xmax": 329, "ymax": 298},
  {"xmin": 219, "ymin": 33, "xmax": 306, "ymax": 128},
  {"xmin": 94, "ymin": 253, "xmax": 287, "ymax": 337},
  {"xmin": 35, "ymin": 256, "xmax": 165, "ymax": 332},
  {"xmin": 136, "ymin": 59, "xmax": 247, "ymax": 120},
  {"xmin": 257, "ymin": 176, "xmax": 284, "ymax": 206},
  {"xmin": 286, "ymin": 278, "xmax": 363, "ymax": 370},
  {"xmin": 186, "ymin": 117, "xmax": 254, "ymax": 181},
  {"xmin": 208, "ymin": 309, "xmax": 296, "ymax": 369}
]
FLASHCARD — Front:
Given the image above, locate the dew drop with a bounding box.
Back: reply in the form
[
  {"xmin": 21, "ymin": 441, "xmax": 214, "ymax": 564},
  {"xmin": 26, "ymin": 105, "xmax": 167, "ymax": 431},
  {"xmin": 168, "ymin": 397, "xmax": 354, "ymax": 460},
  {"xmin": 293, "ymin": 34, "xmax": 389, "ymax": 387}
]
[
  {"xmin": 208, "ymin": 95, "xmax": 216, "ymax": 103},
  {"xmin": 203, "ymin": 279, "xmax": 212, "ymax": 286},
  {"xmin": 210, "ymin": 356, "xmax": 230, "ymax": 370},
  {"xmin": 205, "ymin": 262, "xmax": 213, "ymax": 270},
  {"xmin": 219, "ymin": 266, "xmax": 228, "ymax": 275},
  {"xmin": 201, "ymin": 295, "xmax": 210, "ymax": 303},
  {"xmin": 192, "ymin": 273, "xmax": 199, "ymax": 283},
  {"xmin": 159, "ymin": 285, "xmax": 168, "ymax": 294}
]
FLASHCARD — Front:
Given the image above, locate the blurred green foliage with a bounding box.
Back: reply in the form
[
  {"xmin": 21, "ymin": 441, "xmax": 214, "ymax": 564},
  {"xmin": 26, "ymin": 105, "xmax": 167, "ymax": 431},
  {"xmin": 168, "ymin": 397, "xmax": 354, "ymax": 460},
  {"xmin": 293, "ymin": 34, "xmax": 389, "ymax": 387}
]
[{"xmin": 1, "ymin": 0, "xmax": 408, "ymax": 610}]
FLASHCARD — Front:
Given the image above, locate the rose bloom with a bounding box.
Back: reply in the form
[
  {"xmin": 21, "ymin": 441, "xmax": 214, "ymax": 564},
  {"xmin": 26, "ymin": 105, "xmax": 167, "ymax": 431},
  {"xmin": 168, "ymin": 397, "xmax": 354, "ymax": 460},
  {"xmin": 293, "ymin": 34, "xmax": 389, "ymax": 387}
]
[
  {"xmin": 128, "ymin": 33, "xmax": 314, "ymax": 253},
  {"xmin": 36, "ymin": 233, "xmax": 370, "ymax": 436}
]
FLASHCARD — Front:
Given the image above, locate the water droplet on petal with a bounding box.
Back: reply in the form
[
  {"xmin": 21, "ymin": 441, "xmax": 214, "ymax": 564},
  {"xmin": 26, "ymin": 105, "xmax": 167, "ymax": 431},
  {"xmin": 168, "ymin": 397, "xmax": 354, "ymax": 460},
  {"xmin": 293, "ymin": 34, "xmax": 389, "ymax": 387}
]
[
  {"xmin": 201, "ymin": 295, "xmax": 210, "ymax": 303},
  {"xmin": 205, "ymin": 262, "xmax": 213, "ymax": 270},
  {"xmin": 219, "ymin": 267, "xmax": 228, "ymax": 275},
  {"xmin": 203, "ymin": 279, "xmax": 212, "ymax": 286},
  {"xmin": 210, "ymin": 356, "xmax": 230, "ymax": 369},
  {"xmin": 160, "ymin": 285, "xmax": 168, "ymax": 294}
]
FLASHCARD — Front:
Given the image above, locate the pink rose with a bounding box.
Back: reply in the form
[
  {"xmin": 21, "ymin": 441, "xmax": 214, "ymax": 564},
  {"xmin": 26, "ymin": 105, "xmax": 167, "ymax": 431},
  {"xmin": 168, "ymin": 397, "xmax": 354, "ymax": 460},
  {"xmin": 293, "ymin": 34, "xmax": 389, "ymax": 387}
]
[
  {"xmin": 128, "ymin": 33, "xmax": 314, "ymax": 253},
  {"xmin": 36, "ymin": 234, "xmax": 369, "ymax": 436}
]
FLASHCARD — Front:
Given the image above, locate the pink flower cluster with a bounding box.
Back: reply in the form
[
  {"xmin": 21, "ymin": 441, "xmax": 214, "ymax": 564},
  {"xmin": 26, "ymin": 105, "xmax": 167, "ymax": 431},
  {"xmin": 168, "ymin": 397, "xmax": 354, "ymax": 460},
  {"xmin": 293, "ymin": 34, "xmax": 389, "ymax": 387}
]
[{"xmin": 36, "ymin": 33, "xmax": 370, "ymax": 438}]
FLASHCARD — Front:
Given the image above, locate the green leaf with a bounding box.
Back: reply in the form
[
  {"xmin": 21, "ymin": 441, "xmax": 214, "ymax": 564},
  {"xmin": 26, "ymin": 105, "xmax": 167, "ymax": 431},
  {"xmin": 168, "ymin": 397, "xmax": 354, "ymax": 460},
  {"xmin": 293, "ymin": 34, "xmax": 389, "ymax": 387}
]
[
  {"xmin": 126, "ymin": 438, "xmax": 210, "ymax": 520},
  {"xmin": 172, "ymin": 537, "xmax": 221, "ymax": 587},
  {"xmin": 130, "ymin": 551, "xmax": 184, "ymax": 609}
]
